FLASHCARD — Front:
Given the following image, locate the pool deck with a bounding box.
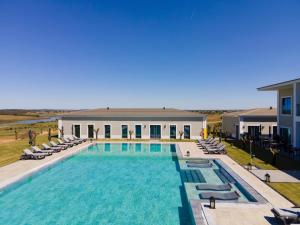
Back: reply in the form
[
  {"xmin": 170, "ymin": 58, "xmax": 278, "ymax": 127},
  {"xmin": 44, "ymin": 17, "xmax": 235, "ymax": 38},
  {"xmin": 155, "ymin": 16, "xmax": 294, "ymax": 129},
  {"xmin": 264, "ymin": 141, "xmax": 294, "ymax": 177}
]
[
  {"xmin": 0, "ymin": 141, "xmax": 295, "ymax": 225},
  {"xmin": 177, "ymin": 142, "xmax": 294, "ymax": 225},
  {"xmin": 0, "ymin": 142, "xmax": 90, "ymax": 189}
]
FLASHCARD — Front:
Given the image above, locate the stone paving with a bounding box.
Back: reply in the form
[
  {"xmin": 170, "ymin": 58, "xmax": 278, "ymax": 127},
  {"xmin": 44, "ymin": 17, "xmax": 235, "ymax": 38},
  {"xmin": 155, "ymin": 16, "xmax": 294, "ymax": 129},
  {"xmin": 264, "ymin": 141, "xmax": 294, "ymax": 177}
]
[
  {"xmin": 176, "ymin": 142, "xmax": 294, "ymax": 225},
  {"xmin": 251, "ymin": 169, "xmax": 300, "ymax": 183}
]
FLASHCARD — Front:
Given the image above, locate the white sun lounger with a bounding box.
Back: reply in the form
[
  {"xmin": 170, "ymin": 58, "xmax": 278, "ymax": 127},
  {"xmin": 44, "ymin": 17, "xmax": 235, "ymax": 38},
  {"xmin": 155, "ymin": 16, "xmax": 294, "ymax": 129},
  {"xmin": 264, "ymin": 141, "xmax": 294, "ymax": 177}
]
[
  {"xmin": 21, "ymin": 149, "xmax": 47, "ymax": 160},
  {"xmin": 42, "ymin": 143, "xmax": 61, "ymax": 152},
  {"xmin": 271, "ymin": 208, "xmax": 300, "ymax": 225},
  {"xmin": 31, "ymin": 146, "xmax": 53, "ymax": 155},
  {"xmin": 50, "ymin": 141, "xmax": 68, "ymax": 149}
]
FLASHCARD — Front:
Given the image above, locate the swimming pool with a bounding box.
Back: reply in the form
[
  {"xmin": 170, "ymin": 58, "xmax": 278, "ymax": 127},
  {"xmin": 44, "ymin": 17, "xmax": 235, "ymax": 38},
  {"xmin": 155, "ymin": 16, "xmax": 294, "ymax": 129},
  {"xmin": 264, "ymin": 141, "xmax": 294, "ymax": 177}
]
[{"xmin": 0, "ymin": 143, "xmax": 191, "ymax": 225}]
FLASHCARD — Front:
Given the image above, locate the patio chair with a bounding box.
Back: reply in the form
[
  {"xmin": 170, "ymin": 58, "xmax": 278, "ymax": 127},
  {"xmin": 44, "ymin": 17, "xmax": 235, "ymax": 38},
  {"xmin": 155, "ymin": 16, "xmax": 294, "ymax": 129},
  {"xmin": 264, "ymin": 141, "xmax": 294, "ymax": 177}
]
[
  {"xmin": 199, "ymin": 191, "xmax": 240, "ymax": 200},
  {"xmin": 31, "ymin": 146, "xmax": 53, "ymax": 155},
  {"xmin": 271, "ymin": 208, "xmax": 300, "ymax": 225},
  {"xmin": 196, "ymin": 183, "xmax": 232, "ymax": 191},
  {"xmin": 20, "ymin": 149, "xmax": 47, "ymax": 160}
]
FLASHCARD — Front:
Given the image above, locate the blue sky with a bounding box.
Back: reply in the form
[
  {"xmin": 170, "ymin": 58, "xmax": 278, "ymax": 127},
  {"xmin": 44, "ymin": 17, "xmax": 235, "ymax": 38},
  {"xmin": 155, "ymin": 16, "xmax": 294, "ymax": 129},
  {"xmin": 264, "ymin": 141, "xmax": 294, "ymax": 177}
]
[{"xmin": 0, "ymin": 0, "xmax": 300, "ymax": 109}]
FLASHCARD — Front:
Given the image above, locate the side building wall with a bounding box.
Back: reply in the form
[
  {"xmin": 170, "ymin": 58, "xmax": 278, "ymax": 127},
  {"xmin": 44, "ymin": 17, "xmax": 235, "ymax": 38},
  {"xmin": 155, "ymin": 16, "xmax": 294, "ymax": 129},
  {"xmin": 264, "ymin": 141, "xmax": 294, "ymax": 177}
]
[{"xmin": 222, "ymin": 116, "xmax": 239, "ymax": 138}]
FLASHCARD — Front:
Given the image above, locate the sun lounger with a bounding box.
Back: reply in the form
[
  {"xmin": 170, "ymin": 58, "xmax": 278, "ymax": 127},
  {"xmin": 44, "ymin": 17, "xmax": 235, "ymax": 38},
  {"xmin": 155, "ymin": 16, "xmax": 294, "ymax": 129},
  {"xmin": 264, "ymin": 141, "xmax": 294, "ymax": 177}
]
[
  {"xmin": 200, "ymin": 191, "xmax": 240, "ymax": 200},
  {"xmin": 31, "ymin": 146, "xmax": 53, "ymax": 155},
  {"xmin": 68, "ymin": 137, "xmax": 82, "ymax": 144},
  {"xmin": 50, "ymin": 141, "xmax": 68, "ymax": 150},
  {"xmin": 196, "ymin": 183, "xmax": 232, "ymax": 191},
  {"xmin": 204, "ymin": 145, "xmax": 226, "ymax": 154},
  {"xmin": 72, "ymin": 135, "xmax": 87, "ymax": 142},
  {"xmin": 63, "ymin": 137, "xmax": 79, "ymax": 145},
  {"xmin": 271, "ymin": 208, "xmax": 300, "ymax": 225},
  {"xmin": 57, "ymin": 139, "xmax": 74, "ymax": 147},
  {"xmin": 20, "ymin": 149, "xmax": 47, "ymax": 160},
  {"xmin": 42, "ymin": 143, "xmax": 61, "ymax": 152},
  {"xmin": 187, "ymin": 163, "xmax": 213, "ymax": 168},
  {"xmin": 186, "ymin": 159, "xmax": 210, "ymax": 164}
]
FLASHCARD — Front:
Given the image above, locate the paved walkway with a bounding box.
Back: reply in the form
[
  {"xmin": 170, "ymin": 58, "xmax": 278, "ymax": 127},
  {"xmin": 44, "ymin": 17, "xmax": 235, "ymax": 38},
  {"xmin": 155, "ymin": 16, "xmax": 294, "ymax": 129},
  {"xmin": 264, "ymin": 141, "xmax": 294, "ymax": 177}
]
[{"xmin": 251, "ymin": 169, "xmax": 300, "ymax": 183}]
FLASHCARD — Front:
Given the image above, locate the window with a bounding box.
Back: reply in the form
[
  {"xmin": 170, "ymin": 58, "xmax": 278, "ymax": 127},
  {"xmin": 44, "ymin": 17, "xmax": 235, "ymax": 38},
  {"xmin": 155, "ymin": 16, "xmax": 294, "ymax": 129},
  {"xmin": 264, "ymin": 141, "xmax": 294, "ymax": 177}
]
[
  {"xmin": 280, "ymin": 127, "xmax": 291, "ymax": 145},
  {"xmin": 135, "ymin": 125, "xmax": 142, "ymax": 139},
  {"xmin": 122, "ymin": 125, "xmax": 128, "ymax": 138},
  {"xmin": 184, "ymin": 125, "xmax": 190, "ymax": 139},
  {"xmin": 105, "ymin": 125, "xmax": 111, "ymax": 138},
  {"xmin": 282, "ymin": 97, "xmax": 292, "ymax": 115}
]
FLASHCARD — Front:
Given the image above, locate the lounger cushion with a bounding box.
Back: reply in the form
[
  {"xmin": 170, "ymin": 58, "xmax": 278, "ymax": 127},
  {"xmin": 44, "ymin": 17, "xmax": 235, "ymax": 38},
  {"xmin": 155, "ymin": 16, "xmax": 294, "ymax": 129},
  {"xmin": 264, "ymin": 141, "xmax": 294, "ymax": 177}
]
[
  {"xmin": 196, "ymin": 183, "xmax": 231, "ymax": 191},
  {"xmin": 187, "ymin": 163, "xmax": 212, "ymax": 168},
  {"xmin": 186, "ymin": 159, "xmax": 210, "ymax": 164},
  {"xmin": 200, "ymin": 191, "xmax": 240, "ymax": 200}
]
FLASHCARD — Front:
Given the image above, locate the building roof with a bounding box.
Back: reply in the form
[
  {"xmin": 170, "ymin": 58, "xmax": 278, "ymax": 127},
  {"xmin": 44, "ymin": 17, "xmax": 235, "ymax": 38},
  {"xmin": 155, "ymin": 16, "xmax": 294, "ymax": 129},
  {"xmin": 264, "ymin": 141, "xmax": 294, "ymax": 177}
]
[
  {"xmin": 223, "ymin": 108, "xmax": 277, "ymax": 118},
  {"xmin": 257, "ymin": 78, "xmax": 300, "ymax": 91},
  {"xmin": 60, "ymin": 108, "xmax": 206, "ymax": 118}
]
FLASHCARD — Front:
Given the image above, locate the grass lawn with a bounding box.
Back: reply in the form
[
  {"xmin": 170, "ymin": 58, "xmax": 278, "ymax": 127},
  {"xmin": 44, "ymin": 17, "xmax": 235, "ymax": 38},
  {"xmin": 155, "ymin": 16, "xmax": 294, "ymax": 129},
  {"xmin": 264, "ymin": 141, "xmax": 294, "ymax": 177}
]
[
  {"xmin": 0, "ymin": 134, "xmax": 59, "ymax": 167},
  {"xmin": 269, "ymin": 183, "xmax": 300, "ymax": 206},
  {"xmin": 225, "ymin": 142, "xmax": 276, "ymax": 169},
  {"xmin": 224, "ymin": 141, "xmax": 300, "ymax": 170}
]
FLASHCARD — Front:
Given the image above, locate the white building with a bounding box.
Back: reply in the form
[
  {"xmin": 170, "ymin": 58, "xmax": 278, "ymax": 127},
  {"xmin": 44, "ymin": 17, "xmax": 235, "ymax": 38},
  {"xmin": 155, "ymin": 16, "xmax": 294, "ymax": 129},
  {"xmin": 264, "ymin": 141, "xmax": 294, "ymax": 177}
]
[{"xmin": 58, "ymin": 108, "xmax": 207, "ymax": 140}]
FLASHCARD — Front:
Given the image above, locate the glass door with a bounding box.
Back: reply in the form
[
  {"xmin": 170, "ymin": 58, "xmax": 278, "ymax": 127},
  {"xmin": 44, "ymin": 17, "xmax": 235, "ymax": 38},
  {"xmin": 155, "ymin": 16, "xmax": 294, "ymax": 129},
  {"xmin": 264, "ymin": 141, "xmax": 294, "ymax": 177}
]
[
  {"xmin": 88, "ymin": 125, "xmax": 94, "ymax": 138},
  {"xmin": 74, "ymin": 125, "xmax": 80, "ymax": 138},
  {"xmin": 184, "ymin": 125, "xmax": 190, "ymax": 139},
  {"xmin": 150, "ymin": 125, "xmax": 161, "ymax": 139},
  {"xmin": 170, "ymin": 125, "xmax": 176, "ymax": 139},
  {"xmin": 122, "ymin": 125, "xmax": 128, "ymax": 138},
  {"xmin": 105, "ymin": 125, "xmax": 111, "ymax": 138},
  {"xmin": 135, "ymin": 125, "xmax": 142, "ymax": 138}
]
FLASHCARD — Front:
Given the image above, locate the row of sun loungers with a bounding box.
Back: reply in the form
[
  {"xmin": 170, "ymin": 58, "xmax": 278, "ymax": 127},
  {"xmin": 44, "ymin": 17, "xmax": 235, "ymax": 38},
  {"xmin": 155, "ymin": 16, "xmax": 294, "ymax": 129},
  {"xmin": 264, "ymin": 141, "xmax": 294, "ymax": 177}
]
[
  {"xmin": 20, "ymin": 136, "xmax": 87, "ymax": 160},
  {"xmin": 197, "ymin": 138, "xmax": 226, "ymax": 154}
]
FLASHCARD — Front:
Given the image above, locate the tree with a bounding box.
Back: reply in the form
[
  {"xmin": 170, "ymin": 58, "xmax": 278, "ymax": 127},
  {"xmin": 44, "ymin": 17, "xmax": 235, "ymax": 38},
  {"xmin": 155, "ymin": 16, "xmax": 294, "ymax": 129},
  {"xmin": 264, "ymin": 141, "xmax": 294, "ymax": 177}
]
[
  {"xmin": 129, "ymin": 130, "xmax": 134, "ymax": 139},
  {"xmin": 94, "ymin": 128, "xmax": 100, "ymax": 140},
  {"xmin": 179, "ymin": 130, "xmax": 184, "ymax": 140}
]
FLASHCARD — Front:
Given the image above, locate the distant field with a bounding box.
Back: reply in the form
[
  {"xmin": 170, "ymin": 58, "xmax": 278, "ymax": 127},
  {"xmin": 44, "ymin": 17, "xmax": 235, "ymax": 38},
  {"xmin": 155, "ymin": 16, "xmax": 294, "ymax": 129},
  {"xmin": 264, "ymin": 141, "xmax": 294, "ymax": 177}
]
[
  {"xmin": 0, "ymin": 115, "xmax": 41, "ymax": 124},
  {"xmin": 207, "ymin": 113, "xmax": 222, "ymax": 123}
]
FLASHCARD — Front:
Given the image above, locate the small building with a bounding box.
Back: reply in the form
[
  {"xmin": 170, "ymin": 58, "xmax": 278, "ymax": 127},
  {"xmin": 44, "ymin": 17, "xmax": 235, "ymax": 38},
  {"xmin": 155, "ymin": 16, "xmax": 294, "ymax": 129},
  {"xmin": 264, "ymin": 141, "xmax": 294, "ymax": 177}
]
[
  {"xmin": 258, "ymin": 78, "xmax": 300, "ymax": 147},
  {"xmin": 58, "ymin": 108, "xmax": 207, "ymax": 140},
  {"xmin": 222, "ymin": 108, "xmax": 277, "ymax": 140}
]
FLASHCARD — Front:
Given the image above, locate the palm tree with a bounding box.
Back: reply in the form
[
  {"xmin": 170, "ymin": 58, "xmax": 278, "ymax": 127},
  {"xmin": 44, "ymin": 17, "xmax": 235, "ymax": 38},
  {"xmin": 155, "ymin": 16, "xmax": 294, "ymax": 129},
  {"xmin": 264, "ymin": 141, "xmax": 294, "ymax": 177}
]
[{"xmin": 129, "ymin": 130, "xmax": 134, "ymax": 139}]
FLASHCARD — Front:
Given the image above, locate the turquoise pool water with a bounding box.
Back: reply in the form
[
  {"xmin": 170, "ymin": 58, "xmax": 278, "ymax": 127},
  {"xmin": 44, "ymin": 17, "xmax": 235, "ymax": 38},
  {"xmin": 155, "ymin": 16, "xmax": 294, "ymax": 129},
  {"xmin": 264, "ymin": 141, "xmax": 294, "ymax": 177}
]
[{"xmin": 0, "ymin": 143, "xmax": 191, "ymax": 225}]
